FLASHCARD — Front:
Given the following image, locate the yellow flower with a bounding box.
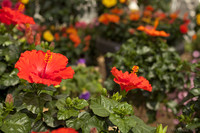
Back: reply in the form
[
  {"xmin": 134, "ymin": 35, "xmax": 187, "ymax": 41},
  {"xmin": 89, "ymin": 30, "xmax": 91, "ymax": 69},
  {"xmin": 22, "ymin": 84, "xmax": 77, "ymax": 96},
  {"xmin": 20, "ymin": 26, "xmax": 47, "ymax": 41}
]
[
  {"xmin": 20, "ymin": 0, "xmax": 29, "ymax": 4},
  {"xmin": 119, "ymin": 0, "xmax": 126, "ymax": 3},
  {"xmin": 196, "ymin": 14, "xmax": 200, "ymax": 25},
  {"xmin": 43, "ymin": 30, "xmax": 54, "ymax": 42},
  {"xmin": 102, "ymin": 0, "xmax": 117, "ymax": 8}
]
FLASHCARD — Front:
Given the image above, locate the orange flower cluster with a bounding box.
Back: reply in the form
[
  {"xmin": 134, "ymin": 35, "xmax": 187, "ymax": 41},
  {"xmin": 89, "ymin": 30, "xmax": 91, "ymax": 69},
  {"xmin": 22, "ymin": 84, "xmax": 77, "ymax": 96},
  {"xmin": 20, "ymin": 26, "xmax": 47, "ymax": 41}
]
[
  {"xmin": 0, "ymin": 7, "xmax": 35, "ymax": 25},
  {"xmin": 69, "ymin": 33, "xmax": 81, "ymax": 48},
  {"xmin": 54, "ymin": 32, "xmax": 60, "ymax": 41},
  {"xmin": 15, "ymin": 50, "xmax": 74, "ymax": 86},
  {"xmin": 137, "ymin": 19, "xmax": 170, "ymax": 37},
  {"xmin": 129, "ymin": 12, "xmax": 140, "ymax": 21},
  {"xmin": 99, "ymin": 13, "xmax": 120, "ymax": 25},
  {"xmin": 111, "ymin": 67, "xmax": 152, "ymax": 92},
  {"xmin": 110, "ymin": 8, "xmax": 124, "ymax": 15},
  {"xmin": 66, "ymin": 26, "xmax": 81, "ymax": 48},
  {"xmin": 83, "ymin": 35, "xmax": 91, "ymax": 51}
]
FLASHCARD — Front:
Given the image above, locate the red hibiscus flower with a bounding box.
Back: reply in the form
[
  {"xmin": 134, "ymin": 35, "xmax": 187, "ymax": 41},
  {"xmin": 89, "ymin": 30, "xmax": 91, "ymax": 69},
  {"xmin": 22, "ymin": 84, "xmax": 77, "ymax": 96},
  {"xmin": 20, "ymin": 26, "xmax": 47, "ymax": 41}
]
[
  {"xmin": 32, "ymin": 128, "xmax": 78, "ymax": 133},
  {"xmin": 179, "ymin": 24, "xmax": 188, "ymax": 34},
  {"xmin": 0, "ymin": 7, "xmax": 35, "ymax": 25},
  {"xmin": 51, "ymin": 128, "xmax": 78, "ymax": 133},
  {"xmin": 15, "ymin": 50, "xmax": 74, "ymax": 86},
  {"xmin": 111, "ymin": 67, "xmax": 152, "ymax": 92}
]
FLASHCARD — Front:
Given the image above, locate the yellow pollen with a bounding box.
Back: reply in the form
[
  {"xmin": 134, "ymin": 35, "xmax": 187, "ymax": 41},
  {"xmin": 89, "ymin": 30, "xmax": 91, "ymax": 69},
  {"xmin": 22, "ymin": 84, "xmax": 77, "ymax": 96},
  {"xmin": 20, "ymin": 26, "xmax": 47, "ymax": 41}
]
[
  {"xmin": 44, "ymin": 50, "xmax": 52, "ymax": 63},
  {"xmin": 18, "ymin": 3, "xmax": 25, "ymax": 12},
  {"xmin": 132, "ymin": 66, "xmax": 139, "ymax": 74}
]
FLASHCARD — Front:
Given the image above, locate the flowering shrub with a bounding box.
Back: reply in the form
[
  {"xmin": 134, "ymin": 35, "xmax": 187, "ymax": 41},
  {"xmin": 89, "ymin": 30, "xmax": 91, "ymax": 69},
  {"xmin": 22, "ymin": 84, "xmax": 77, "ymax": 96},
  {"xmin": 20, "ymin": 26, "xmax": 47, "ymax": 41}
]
[
  {"xmin": 0, "ymin": 49, "xmax": 167, "ymax": 132},
  {"xmin": 106, "ymin": 33, "xmax": 190, "ymax": 122}
]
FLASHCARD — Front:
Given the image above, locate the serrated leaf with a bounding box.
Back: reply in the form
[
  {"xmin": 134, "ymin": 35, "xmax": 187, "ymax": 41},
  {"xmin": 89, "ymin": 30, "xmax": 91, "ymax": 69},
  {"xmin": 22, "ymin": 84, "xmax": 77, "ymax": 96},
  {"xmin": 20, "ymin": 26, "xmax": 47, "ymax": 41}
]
[
  {"xmin": 72, "ymin": 98, "xmax": 88, "ymax": 109},
  {"xmin": 1, "ymin": 113, "xmax": 31, "ymax": 133}
]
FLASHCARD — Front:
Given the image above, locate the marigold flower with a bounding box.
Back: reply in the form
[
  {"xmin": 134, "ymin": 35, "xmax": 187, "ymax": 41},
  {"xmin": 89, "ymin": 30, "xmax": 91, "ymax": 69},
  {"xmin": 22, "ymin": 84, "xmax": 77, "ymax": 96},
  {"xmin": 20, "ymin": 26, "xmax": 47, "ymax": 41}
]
[
  {"xmin": 102, "ymin": 0, "xmax": 117, "ymax": 8},
  {"xmin": 43, "ymin": 30, "xmax": 54, "ymax": 42},
  {"xmin": 66, "ymin": 26, "xmax": 77, "ymax": 35},
  {"xmin": 110, "ymin": 8, "xmax": 124, "ymax": 15},
  {"xmin": 145, "ymin": 5, "xmax": 154, "ymax": 11},
  {"xmin": 99, "ymin": 13, "xmax": 120, "ymax": 25},
  {"xmin": 179, "ymin": 24, "xmax": 188, "ymax": 34},
  {"xmin": 15, "ymin": 50, "xmax": 74, "ymax": 86},
  {"xmin": 0, "ymin": 7, "xmax": 35, "ymax": 25},
  {"xmin": 143, "ymin": 10, "xmax": 152, "ymax": 17},
  {"xmin": 69, "ymin": 34, "xmax": 81, "ymax": 48},
  {"xmin": 192, "ymin": 34, "xmax": 197, "ymax": 41},
  {"xmin": 129, "ymin": 12, "xmax": 140, "ymax": 21},
  {"xmin": 196, "ymin": 14, "xmax": 200, "ymax": 25},
  {"xmin": 137, "ymin": 19, "xmax": 170, "ymax": 37},
  {"xmin": 111, "ymin": 67, "xmax": 152, "ymax": 92},
  {"xmin": 54, "ymin": 32, "xmax": 60, "ymax": 41},
  {"xmin": 119, "ymin": 0, "xmax": 126, "ymax": 3}
]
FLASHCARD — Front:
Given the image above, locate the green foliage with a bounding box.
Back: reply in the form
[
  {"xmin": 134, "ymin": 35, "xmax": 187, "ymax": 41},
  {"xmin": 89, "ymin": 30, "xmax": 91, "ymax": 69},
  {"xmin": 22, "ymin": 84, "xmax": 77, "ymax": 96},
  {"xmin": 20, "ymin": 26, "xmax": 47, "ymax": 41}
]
[
  {"xmin": 26, "ymin": 0, "xmax": 92, "ymax": 25},
  {"xmin": 1, "ymin": 113, "xmax": 31, "ymax": 133},
  {"xmin": 60, "ymin": 65, "xmax": 103, "ymax": 97},
  {"xmin": 177, "ymin": 74, "xmax": 200, "ymax": 132},
  {"xmin": 106, "ymin": 34, "xmax": 188, "ymax": 122}
]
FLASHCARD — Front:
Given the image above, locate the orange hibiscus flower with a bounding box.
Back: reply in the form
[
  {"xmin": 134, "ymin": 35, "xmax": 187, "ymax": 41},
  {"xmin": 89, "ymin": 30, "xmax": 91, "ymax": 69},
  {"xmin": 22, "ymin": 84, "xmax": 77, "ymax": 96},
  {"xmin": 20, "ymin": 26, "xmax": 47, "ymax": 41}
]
[
  {"xmin": 98, "ymin": 13, "xmax": 120, "ymax": 25},
  {"xmin": 15, "ymin": 50, "xmax": 74, "ymax": 86},
  {"xmin": 0, "ymin": 7, "xmax": 35, "ymax": 25},
  {"xmin": 137, "ymin": 19, "xmax": 170, "ymax": 37},
  {"xmin": 111, "ymin": 67, "xmax": 152, "ymax": 92}
]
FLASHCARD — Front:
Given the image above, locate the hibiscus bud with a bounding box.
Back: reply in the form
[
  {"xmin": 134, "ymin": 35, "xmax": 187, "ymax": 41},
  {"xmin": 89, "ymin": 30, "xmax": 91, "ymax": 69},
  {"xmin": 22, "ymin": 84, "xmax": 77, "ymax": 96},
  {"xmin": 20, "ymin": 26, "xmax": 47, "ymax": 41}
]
[
  {"xmin": 35, "ymin": 33, "xmax": 41, "ymax": 46},
  {"xmin": 25, "ymin": 27, "xmax": 34, "ymax": 44},
  {"xmin": 49, "ymin": 42, "xmax": 55, "ymax": 49},
  {"xmin": 5, "ymin": 94, "xmax": 13, "ymax": 104},
  {"xmin": 90, "ymin": 128, "xmax": 98, "ymax": 133}
]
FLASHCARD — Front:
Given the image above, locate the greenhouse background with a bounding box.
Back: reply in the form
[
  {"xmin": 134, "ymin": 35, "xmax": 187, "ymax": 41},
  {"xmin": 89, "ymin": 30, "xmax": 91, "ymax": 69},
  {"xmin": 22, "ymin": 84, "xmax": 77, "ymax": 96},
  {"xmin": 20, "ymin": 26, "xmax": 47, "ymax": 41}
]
[{"xmin": 0, "ymin": 0, "xmax": 200, "ymax": 133}]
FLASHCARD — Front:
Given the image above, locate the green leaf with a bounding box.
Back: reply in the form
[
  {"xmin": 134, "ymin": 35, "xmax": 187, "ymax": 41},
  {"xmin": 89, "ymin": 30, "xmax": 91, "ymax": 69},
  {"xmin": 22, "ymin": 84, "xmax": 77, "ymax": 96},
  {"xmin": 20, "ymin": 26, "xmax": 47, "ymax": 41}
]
[
  {"xmin": 109, "ymin": 114, "xmax": 136, "ymax": 133},
  {"xmin": 55, "ymin": 98, "xmax": 66, "ymax": 111},
  {"xmin": 131, "ymin": 116, "xmax": 156, "ymax": 133},
  {"xmin": 57, "ymin": 109, "xmax": 79, "ymax": 120},
  {"xmin": 0, "ymin": 62, "xmax": 6, "ymax": 75},
  {"xmin": 66, "ymin": 112, "xmax": 91, "ymax": 130},
  {"xmin": 0, "ymin": 35, "xmax": 10, "ymax": 45},
  {"xmin": 0, "ymin": 73, "xmax": 19, "ymax": 87},
  {"xmin": 113, "ymin": 102, "xmax": 134, "ymax": 116},
  {"xmin": 72, "ymin": 98, "xmax": 88, "ymax": 110},
  {"xmin": 190, "ymin": 88, "xmax": 200, "ymax": 96},
  {"xmin": 186, "ymin": 122, "xmax": 200, "ymax": 130},
  {"xmin": 82, "ymin": 116, "xmax": 105, "ymax": 133},
  {"xmin": 90, "ymin": 95, "xmax": 119, "ymax": 117},
  {"xmin": 1, "ymin": 113, "xmax": 31, "ymax": 133}
]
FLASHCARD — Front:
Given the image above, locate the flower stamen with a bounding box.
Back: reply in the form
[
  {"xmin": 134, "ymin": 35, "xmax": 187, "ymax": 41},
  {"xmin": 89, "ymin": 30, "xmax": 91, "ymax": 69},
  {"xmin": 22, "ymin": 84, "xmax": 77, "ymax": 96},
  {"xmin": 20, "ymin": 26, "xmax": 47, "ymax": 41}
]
[
  {"xmin": 132, "ymin": 66, "xmax": 139, "ymax": 74},
  {"xmin": 18, "ymin": 3, "xmax": 25, "ymax": 12},
  {"xmin": 44, "ymin": 50, "xmax": 52, "ymax": 63}
]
